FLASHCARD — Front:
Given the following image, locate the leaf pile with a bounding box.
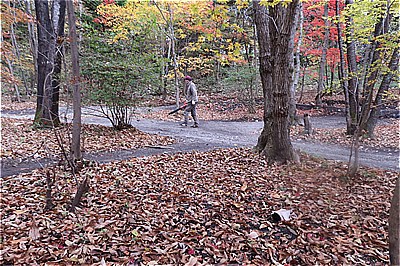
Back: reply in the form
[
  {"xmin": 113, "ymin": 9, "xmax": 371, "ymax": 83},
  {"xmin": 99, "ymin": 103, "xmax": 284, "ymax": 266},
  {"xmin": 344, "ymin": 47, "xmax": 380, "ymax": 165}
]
[
  {"xmin": 1, "ymin": 148, "xmax": 396, "ymax": 265},
  {"xmin": 1, "ymin": 118, "xmax": 176, "ymax": 160},
  {"xmin": 291, "ymin": 119, "xmax": 400, "ymax": 150},
  {"xmin": 1, "ymin": 100, "xmax": 36, "ymax": 111}
]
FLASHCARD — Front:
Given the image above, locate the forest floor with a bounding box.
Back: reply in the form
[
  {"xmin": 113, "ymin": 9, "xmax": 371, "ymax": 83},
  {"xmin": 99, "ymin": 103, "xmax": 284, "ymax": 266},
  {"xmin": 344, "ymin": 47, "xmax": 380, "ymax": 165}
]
[{"xmin": 0, "ymin": 95, "xmax": 399, "ymax": 265}]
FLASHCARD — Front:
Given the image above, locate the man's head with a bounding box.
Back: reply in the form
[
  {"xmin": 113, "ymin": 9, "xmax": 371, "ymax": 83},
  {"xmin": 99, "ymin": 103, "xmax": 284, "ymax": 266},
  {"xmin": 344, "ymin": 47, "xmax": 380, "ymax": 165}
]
[{"xmin": 184, "ymin": 75, "xmax": 193, "ymax": 82}]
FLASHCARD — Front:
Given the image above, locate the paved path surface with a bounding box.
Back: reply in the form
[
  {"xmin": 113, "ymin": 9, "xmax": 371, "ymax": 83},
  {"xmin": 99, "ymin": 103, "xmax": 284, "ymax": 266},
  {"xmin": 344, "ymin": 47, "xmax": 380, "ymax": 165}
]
[{"xmin": 1, "ymin": 107, "xmax": 398, "ymax": 177}]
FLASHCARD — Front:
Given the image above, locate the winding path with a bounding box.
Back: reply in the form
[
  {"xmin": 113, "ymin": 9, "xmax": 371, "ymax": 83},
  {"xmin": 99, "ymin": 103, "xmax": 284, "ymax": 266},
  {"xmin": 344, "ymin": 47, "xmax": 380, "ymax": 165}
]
[{"xmin": 1, "ymin": 107, "xmax": 399, "ymax": 177}]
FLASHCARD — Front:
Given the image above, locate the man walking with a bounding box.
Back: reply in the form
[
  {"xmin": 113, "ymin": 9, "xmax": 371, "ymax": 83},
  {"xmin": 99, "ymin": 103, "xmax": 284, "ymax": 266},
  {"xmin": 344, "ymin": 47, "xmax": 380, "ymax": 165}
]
[{"xmin": 181, "ymin": 75, "xmax": 199, "ymax": 128}]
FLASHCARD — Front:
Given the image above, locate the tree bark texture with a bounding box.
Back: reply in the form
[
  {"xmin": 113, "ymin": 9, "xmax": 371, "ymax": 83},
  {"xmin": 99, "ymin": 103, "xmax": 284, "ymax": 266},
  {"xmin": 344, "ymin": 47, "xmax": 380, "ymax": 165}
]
[
  {"xmin": 335, "ymin": 0, "xmax": 352, "ymax": 136},
  {"xmin": 26, "ymin": 0, "xmax": 38, "ymax": 95},
  {"xmin": 34, "ymin": 0, "xmax": 65, "ymax": 127},
  {"xmin": 253, "ymin": 0, "xmax": 299, "ymax": 164},
  {"xmin": 67, "ymin": 0, "xmax": 82, "ymax": 161},
  {"xmin": 365, "ymin": 47, "xmax": 399, "ymax": 137},
  {"xmin": 51, "ymin": 0, "xmax": 66, "ymax": 126},
  {"xmin": 345, "ymin": 0, "xmax": 359, "ymax": 135},
  {"xmin": 34, "ymin": 0, "xmax": 52, "ymax": 125},
  {"xmin": 292, "ymin": 2, "xmax": 303, "ymax": 98},
  {"xmin": 290, "ymin": 1, "xmax": 303, "ymax": 124},
  {"xmin": 348, "ymin": 3, "xmax": 392, "ymax": 176},
  {"xmin": 389, "ymin": 177, "xmax": 399, "ymax": 266}
]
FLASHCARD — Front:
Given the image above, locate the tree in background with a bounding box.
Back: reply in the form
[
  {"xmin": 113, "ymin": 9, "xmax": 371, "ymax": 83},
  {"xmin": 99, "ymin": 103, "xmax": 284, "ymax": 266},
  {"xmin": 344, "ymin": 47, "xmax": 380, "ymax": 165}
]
[
  {"xmin": 67, "ymin": 0, "xmax": 82, "ymax": 161},
  {"xmin": 344, "ymin": 0, "xmax": 399, "ymax": 176},
  {"xmin": 34, "ymin": 0, "xmax": 66, "ymax": 127},
  {"xmin": 315, "ymin": 1, "xmax": 330, "ymax": 106},
  {"xmin": 300, "ymin": 0, "xmax": 341, "ymax": 103},
  {"xmin": 253, "ymin": 0, "xmax": 300, "ymax": 164},
  {"xmin": 80, "ymin": 0, "xmax": 162, "ymax": 129},
  {"xmin": 91, "ymin": 0, "xmax": 256, "ymax": 105},
  {"xmin": 1, "ymin": 1, "xmax": 34, "ymax": 100}
]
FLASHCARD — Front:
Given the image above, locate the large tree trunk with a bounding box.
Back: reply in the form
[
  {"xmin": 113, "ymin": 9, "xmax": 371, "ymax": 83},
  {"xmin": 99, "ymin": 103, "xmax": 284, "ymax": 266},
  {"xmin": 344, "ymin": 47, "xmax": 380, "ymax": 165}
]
[
  {"xmin": 315, "ymin": 2, "xmax": 329, "ymax": 106},
  {"xmin": 253, "ymin": 0, "xmax": 299, "ymax": 164},
  {"xmin": 51, "ymin": 0, "xmax": 66, "ymax": 127},
  {"xmin": 34, "ymin": 0, "xmax": 64, "ymax": 127},
  {"xmin": 389, "ymin": 177, "xmax": 400, "ymax": 266},
  {"xmin": 66, "ymin": 0, "xmax": 82, "ymax": 161},
  {"xmin": 345, "ymin": 0, "xmax": 359, "ymax": 135},
  {"xmin": 34, "ymin": 0, "xmax": 52, "ymax": 125}
]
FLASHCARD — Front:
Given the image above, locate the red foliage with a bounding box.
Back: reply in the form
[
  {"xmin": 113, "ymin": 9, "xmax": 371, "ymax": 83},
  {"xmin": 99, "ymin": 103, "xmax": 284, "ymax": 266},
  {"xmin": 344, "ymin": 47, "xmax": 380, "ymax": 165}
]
[{"xmin": 301, "ymin": 0, "xmax": 345, "ymax": 69}]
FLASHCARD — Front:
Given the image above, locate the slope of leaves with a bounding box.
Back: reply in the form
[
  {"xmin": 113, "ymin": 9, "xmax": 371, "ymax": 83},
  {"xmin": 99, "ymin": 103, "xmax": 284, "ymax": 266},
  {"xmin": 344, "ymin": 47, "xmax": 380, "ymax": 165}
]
[
  {"xmin": 1, "ymin": 148, "xmax": 396, "ymax": 265},
  {"xmin": 292, "ymin": 119, "xmax": 400, "ymax": 150},
  {"xmin": 1, "ymin": 118, "xmax": 176, "ymax": 160}
]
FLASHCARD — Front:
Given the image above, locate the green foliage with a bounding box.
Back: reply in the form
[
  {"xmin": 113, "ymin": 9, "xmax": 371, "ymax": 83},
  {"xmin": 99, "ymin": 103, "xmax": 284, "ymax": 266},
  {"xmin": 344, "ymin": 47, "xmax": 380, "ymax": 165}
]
[
  {"xmin": 221, "ymin": 65, "xmax": 259, "ymax": 112},
  {"xmin": 222, "ymin": 65, "xmax": 257, "ymax": 92},
  {"xmin": 81, "ymin": 28, "xmax": 161, "ymax": 129}
]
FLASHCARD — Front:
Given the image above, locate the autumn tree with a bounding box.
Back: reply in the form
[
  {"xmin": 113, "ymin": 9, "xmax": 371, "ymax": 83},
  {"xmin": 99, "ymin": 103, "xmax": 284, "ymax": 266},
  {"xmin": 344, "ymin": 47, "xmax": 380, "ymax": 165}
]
[
  {"xmin": 1, "ymin": 1, "xmax": 34, "ymax": 100},
  {"xmin": 253, "ymin": 0, "xmax": 299, "ymax": 164},
  {"xmin": 301, "ymin": 0, "xmax": 341, "ymax": 104},
  {"xmin": 315, "ymin": 1, "xmax": 330, "ymax": 105},
  {"xmin": 81, "ymin": 0, "xmax": 162, "ymax": 129},
  {"xmin": 91, "ymin": 0, "xmax": 255, "ymax": 106},
  {"xmin": 344, "ymin": 0, "xmax": 399, "ymax": 176}
]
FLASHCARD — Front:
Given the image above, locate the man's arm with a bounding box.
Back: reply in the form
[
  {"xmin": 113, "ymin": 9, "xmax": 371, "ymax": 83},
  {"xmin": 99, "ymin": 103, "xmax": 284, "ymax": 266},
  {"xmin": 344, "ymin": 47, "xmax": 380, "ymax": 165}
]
[{"xmin": 190, "ymin": 83, "xmax": 198, "ymax": 104}]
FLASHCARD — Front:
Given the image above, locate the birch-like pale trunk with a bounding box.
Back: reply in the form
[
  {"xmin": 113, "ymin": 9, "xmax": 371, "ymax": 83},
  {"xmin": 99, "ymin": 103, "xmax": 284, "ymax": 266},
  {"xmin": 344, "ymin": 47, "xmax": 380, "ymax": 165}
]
[{"xmin": 290, "ymin": 1, "xmax": 303, "ymax": 123}]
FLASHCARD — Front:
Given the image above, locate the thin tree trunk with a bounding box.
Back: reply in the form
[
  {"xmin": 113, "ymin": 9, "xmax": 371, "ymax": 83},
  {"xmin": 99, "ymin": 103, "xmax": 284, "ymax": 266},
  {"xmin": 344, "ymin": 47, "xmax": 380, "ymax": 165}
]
[
  {"xmin": 5, "ymin": 56, "xmax": 21, "ymax": 102},
  {"xmin": 365, "ymin": 47, "xmax": 399, "ymax": 137},
  {"xmin": 290, "ymin": 1, "xmax": 303, "ymax": 123},
  {"xmin": 316, "ymin": 2, "xmax": 329, "ymax": 105},
  {"xmin": 67, "ymin": 0, "xmax": 82, "ymax": 161},
  {"xmin": 166, "ymin": 5, "xmax": 180, "ymax": 108},
  {"xmin": 292, "ymin": 2, "xmax": 303, "ymax": 96},
  {"xmin": 8, "ymin": 1, "xmax": 28, "ymax": 99},
  {"xmin": 154, "ymin": 3, "xmax": 179, "ymax": 107},
  {"xmin": 26, "ymin": 0, "xmax": 37, "ymax": 96},
  {"xmin": 389, "ymin": 177, "xmax": 400, "ymax": 266},
  {"xmin": 348, "ymin": 5, "xmax": 389, "ymax": 177},
  {"xmin": 345, "ymin": 0, "xmax": 359, "ymax": 135},
  {"xmin": 160, "ymin": 32, "xmax": 167, "ymax": 100},
  {"xmin": 336, "ymin": 0, "xmax": 352, "ymax": 134},
  {"xmin": 297, "ymin": 62, "xmax": 307, "ymax": 103},
  {"xmin": 44, "ymin": 170, "xmax": 55, "ymax": 210}
]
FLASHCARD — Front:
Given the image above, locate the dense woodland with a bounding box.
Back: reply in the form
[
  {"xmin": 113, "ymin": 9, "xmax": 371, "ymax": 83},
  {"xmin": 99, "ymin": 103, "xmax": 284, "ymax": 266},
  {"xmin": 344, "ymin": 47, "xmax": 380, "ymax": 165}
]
[{"xmin": 1, "ymin": 0, "xmax": 399, "ymax": 265}]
